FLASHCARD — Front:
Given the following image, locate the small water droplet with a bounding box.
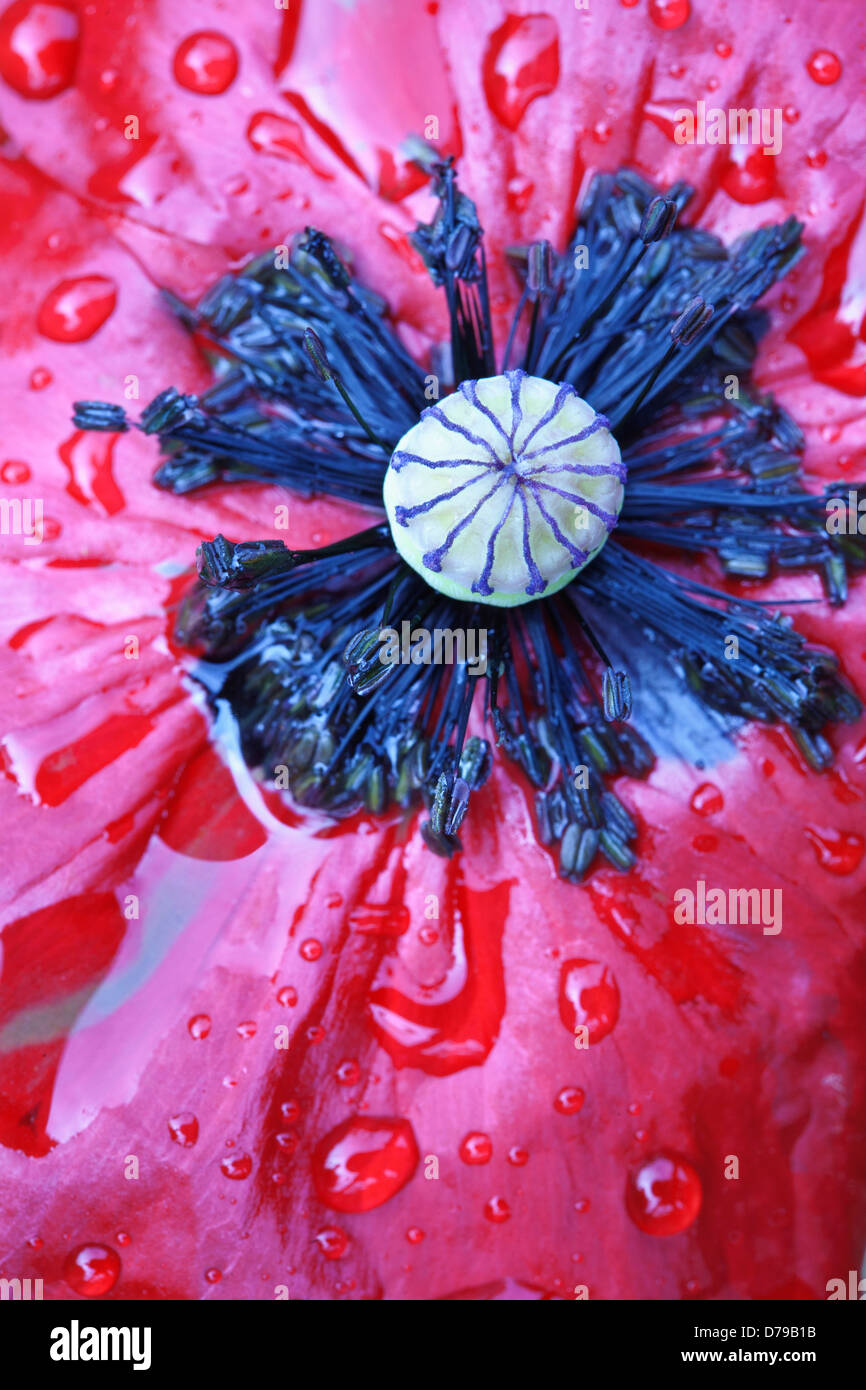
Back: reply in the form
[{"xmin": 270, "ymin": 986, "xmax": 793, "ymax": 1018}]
[
  {"xmin": 459, "ymin": 1131, "xmax": 493, "ymax": 1164},
  {"xmin": 37, "ymin": 275, "xmax": 116, "ymax": 342},
  {"xmin": 806, "ymin": 50, "xmax": 842, "ymax": 85},
  {"xmin": 63, "ymin": 1243, "xmax": 121, "ymax": 1297},
  {"xmin": 29, "ymin": 366, "xmax": 52, "ymax": 390},
  {"xmin": 507, "ymin": 1145, "xmax": 529, "ymax": 1166},
  {"xmin": 188, "ymin": 1014, "xmax": 211, "ymax": 1039},
  {"xmin": 805, "ymin": 825, "xmax": 864, "ymax": 875},
  {"xmin": 276, "ymin": 985, "xmax": 297, "ymax": 1007},
  {"xmin": 483, "ymin": 1195, "xmax": 511, "ymax": 1223},
  {"xmin": 574, "ymin": 1197, "xmax": 590, "ymax": 1213},
  {"xmin": 315, "ymin": 1226, "xmax": 349, "ymax": 1259},
  {"xmin": 116, "ymin": 1231, "xmax": 131, "ymax": 1247},
  {"xmin": 236, "ymin": 1020, "xmax": 256, "ymax": 1039},
  {"xmin": 168, "ymin": 1112, "xmax": 199, "ymax": 1147},
  {"xmin": 300, "ymin": 938, "xmax": 322, "ymax": 961},
  {"xmin": 714, "ymin": 41, "xmax": 732, "ymax": 58},
  {"xmin": 806, "ymin": 149, "xmax": 828, "ymax": 169},
  {"xmin": 554, "ymin": 1086, "xmax": 585, "ymax": 1115},
  {"xmin": 336, "ymin": 1058, "xmax": 361, "ymax": 1085},
  {"xmin": 406, "ymin": 1226, "xmax": 425, "ymax": 1244},
  {"xmin": 220, "ymin": 1152, "xmax": 253, "ymax": 1180},
  {"xmin": 275, "ymin": 1131, "xmax": 298, "ymax": 1154},
  {"xmin": 559, "ymin": 959, "xmax": 620, "ymax": 1044},
  {"xmin": 506, "ymin": 174, "xmax": 534, "ymax": 213},
  {"xmin": 626, "ymin": 1153, "xmax": 702, "ymax": 1235},
  {"xmin": 173, "ymin": 30, "xmax": 238, "ymax": 95},
  {"xmin": 281, "ymin": 1099, "xmax": 301, "ymax": 1124},
  {"xmin": 1, "ymin": 458, "xmax": 30, "ymax": 484},
  {"xmin": 205, "ymin": 1267, "xmax": 222, "ymax": 1283}
]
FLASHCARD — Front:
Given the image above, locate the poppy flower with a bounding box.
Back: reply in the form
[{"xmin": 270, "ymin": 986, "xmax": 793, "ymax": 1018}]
[{"xmin": 0, "ymin": 0, "xmax": 865, "ymax": 1304}]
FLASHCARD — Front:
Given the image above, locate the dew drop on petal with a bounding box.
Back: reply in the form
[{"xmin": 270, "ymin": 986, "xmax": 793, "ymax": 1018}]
[
  {"xmin": 29, "ymin": 366, "xmax": 52, "ymax": 390},
  {"xmin": 558, "ymin": 959, "xmax": 620, "ymax": 1044},
  {"xmin": 188, "ymin": 1013, "xmax": 211, "ymax": 1039},
  {"xmin": 483, "ymin": 1196, "xmax": 511, "ymax": 1224},
  {"xmin": 312, "ymin": 1116, "xmax": 419, "ymax": 1213},
  {"xmin": 0, "ymin": 0, "xmax": 79, "ymax": 99},
  {"xmin": 220, "ymin": 1152, "xmax": 253, "ymax": 1180},
  {"xmin": 507, "ymin": 1145, "xmax": 529, "ymax": 1167},
  {"xmin": 805, "ymin": 825, "xmax": 864, "ymax": 875},
  {"xmin": 690, "ymin": 782, "xmax": 723, "ymax": 816},
  {"xmin": 300, "ymin": 937, "xmax": 322, "ymax": 961},
  {"xmin": 459, "ymin": 1131, "xmax": 493, "ymax": 1164},
  {"xmin": 37, "ymin": 275, "xmax": 116, "ymax": 342},
  {"xmin": 626, "ymin": 1153, "xmax": 702, "ymax": 1235},
  {"xmin": 1, "ymin": 459, "xmax": 30, "ymax": 483},
  {"xmin": 649, "ymin": 0, "xmax": 690, "ymax": 30},
  {"xmin": 236, "ymin": 1020, "xmax": 256, "ymax": 1039},
  {"xmin": 63, "ymin": 1243, "xmax": 121, "ymax": 1297},
  {"xmin": 482, "ymin": 14, "xmax": 560, "ymax": 131},
  {"xmin": 315, "ymin": 1226, "xmax": 349, "ymax": 1259},
  {"xmin": 714, "ymin": 41, "xmax": 732, "ymax": 58},
  {"xmin": 554, "ymin": 1086, "xmax": 585, "ymax": 1115},
  {"xmin": 276, "ymin": 985, "xmax": 297, "ymax": 1007},
  {"xmin": 806, "ymin": 50, "xmax": 842, "ymax": 85},
  {"xmin": 335, "ymin": 1058, "xmax": 361, "ymax": 1086},
  {"xmin": 173, "ymin": 30, "xmax": 238, "ymax": 95},
  {"xmin": 406, "ymin": 1226, "xmax": 425, "ymax": 1244},
  {"xmin": 168, "ymin": 1112, "xmax": 199, "ymax": 1147},
  {"xmin": 280, "ymin": 1099, "xmax": 301, "ymax": 1124}
]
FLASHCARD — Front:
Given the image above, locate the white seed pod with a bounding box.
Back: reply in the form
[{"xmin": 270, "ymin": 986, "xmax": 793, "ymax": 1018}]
[{"xmin": 383, "ymin": 370, "xmax": 624, "ymax": 607}]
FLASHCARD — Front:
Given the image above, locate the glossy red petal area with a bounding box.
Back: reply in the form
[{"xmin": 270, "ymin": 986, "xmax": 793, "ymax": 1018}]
[{"xmin": 0, "ymin": 0, "xmax": 864, "ymax": 1304}]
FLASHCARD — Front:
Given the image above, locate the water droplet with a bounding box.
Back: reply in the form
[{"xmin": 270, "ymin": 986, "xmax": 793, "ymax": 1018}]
[
  {"xmin": 275, "ymin": 1131, "xmax": 298, "ymax": 1154},
  {"xmin": 168, "ymin": 1112, "xmax": 199, "ymax": 1147},
  {"xmin": 482, "ymin": 14, "xmax": 560, "ymax": 132},
  {"xmin": 691, "ymin": 782, "xmax": 723, "ymax": 816},
  {"xmin": 459, "ymin": 1131, "xmax": 493, "ymax": 1165},
  {"xmin": 649, "ymin": 0, "xmax": 690, "ymax": 29},
  {"xmin": 29, "ymin": 366, "xmax": 52, "ymax": 390},
  {"xmin": 306, "ymin": 1024, "xmax": 325, "ymax": 1044},
  {"xmin": 806, "ymin": 50, "xmax": 842, "ymax": 85},
  {"xmin": 63, "ymin": 1243, "xmax": 121, "ymax": 1297},
  {"xmin": 173, "ymin": 31, "xmax": 238, "ymax": 95},
  {"xmin": 280, "ymin": 1099, "xmax": 301, "ymax": 1124},
  {"xmin": 336, "ymin": 1058, "xmax": 361, "ymax": 1085},
  {"xmin": 220, "ymin": 1152, "xmax": 253, "ymax": 1180},
  {"xmin": 236, "ymin": 1020, "xmax": 256, "ymax": 1039},
  {"xmin": 276, "ymin": 985, "xmax": 297, "ymax": 1007},
  {"xmin": 406, "ymin": 1226, "xmax": 425, "ymax": 1244},
  {"xmin": 714, "ymin": 41, "xmax": 732, "ymax": 58},
  {"xmin": 0, "ymin": 0, "xmax": 79, "ymax": 99},
  {"xmin": 558, "ymin": 959, "xmax": 620, "ymax": 1044},
  {"xmin": 247, "ymin": 111, "xmax": 334, "ymax": 179},
  {"xmin": 783, "ymin": 105, "xmax": 799, "ymax": 124},
  {"xmin": 720, "ymin": 147, "xmax": 777, "ymax": 204},
  {"xmin": 300, "ymin": 938, "xmax": 322, "ymax": 961},
  {"xmin": 507, "ymin": 1145, "xmax": 529, "ymax": 1166},
  {"xmin": 554, "ymin": 1086, "xmax": 585, "ymax": 1115},
  {"xmin": 805, "ymin": 825, "xmax": 864, "ymax": 875},
  {"xmin": 116, "ymin": 1231, "xmax": 131, "ymax": 1247},
  {"xmin": 315, "ymin": 1226, "xmax": 349, "ymax": 1259},
  {"xmin": 26, "ymin": 1236, "xmax": 43, "ymax": 1249},
  {"xmin": 626, "ymin": 1153, "xmax": 702, "ymax": 1235},
  {"xmin": 37, "ymin": 275, "xmax": 116, "ymax": 342},
  {"xmin": 188, "ymin": 1013, "xmax": 211, "ymax": 1039},
  {"xmin": 574, "ymin": 1197, "xmax": 590, "ymax": 1213},
  {"xmin": 205, "ymin": 1267, "xmax": 222, "ymax": 1283},
  {"xmin": 506, "ymin": 174, "xmax": 534, "ymax": 213},
  {"xmin": 483, "ymin": 1195, "xmax": 511, "ymax": 1223},
  {"xmin": 806, "ymin": 149, "xmax": 827, "ymax": 169},
  {"xmin": 312, "ymin": 1116, "xmax": 419, "ymax": 1213},
  {"xmin": 1, "ymin": 458, "xmax": 30, "ymax": 484}
]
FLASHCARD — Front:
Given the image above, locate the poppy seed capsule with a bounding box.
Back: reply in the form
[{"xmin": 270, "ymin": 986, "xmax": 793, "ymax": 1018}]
[{"xmin": 383, "ymin": 370, "xmax": 625, "ymax": 607}]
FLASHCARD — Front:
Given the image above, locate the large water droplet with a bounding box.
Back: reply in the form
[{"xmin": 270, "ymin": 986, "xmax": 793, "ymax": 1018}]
[
  {"xmin": 63, "ymin": 1243, "xmax": 121, "ymax": 1297},
  {"xmin": 173, "ymin": 31, "xmax": 238, "ymax": 95},
  {"xmin": 482, "ymin": 14, "xmax": 560, "ymax": 132},
  {"xmin": 459, "ymin": 1131, "xmax": 492, "ymax": 1164},
  {"xmin": 0, "ymin": 0, "xmax": 79, "ymax": 99},
  {"xmin": 312, "ymin": 1116, "xmax": 419, "ymax": 1213},
  {"xmin": 37, "ymin": 275, "xmax": 116, "ymax": 342},
  {"xmin": 806, "ymin": 50, "xmax": 842, "ymax": 85},
  {"xmin": 558, "ymin": 958, "xmax": 620, "ymax": 1044},
  {"xmin": 648, "ymin": 0, "xmax": 690, "ymax": 29},
  {"xmin": 168, "ymin": 1112, "xmax": 199, "ymax": 1147},
  {"xmin": 626, "ymin": 1153, "xmax": 702, "ymax": 1235}
]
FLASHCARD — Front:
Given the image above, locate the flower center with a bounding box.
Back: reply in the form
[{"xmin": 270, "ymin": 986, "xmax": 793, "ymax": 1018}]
[{"xmin": 383, "ymin": 370, "xmax": 624, "ymax": 607}]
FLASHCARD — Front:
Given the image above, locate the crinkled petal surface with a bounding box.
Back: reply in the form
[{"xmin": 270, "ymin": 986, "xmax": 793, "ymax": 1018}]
[{"xmin": 0, "ymin": 0, "xmax": 865, "ymax": 1301}]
